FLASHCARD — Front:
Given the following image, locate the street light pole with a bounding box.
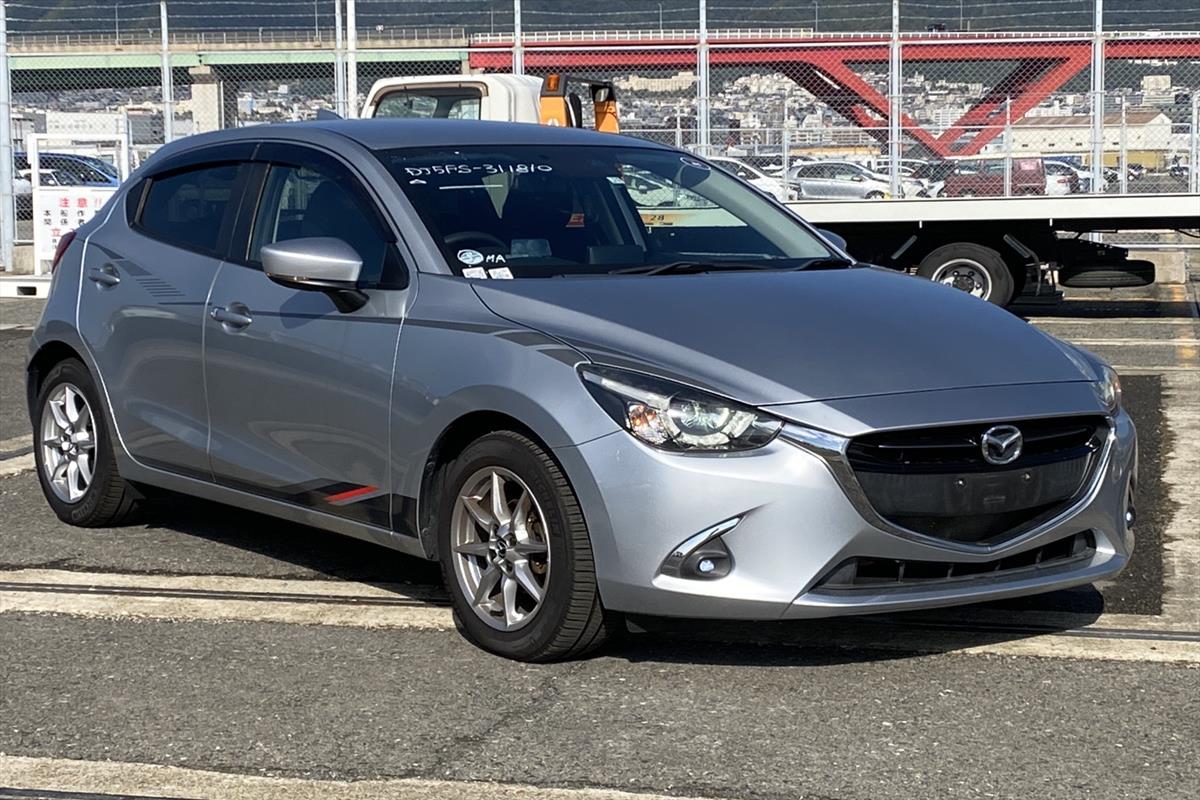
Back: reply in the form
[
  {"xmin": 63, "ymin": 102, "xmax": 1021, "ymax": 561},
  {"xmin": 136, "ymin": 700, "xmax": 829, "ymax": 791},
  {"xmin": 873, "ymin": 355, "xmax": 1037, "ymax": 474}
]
[
  {"xmin": 114, "ymin": 2, "xmax": 120, "ymax": 43},
  {"xmin": 814, "ymin": 1, "xmax": 819, "ymax": 33},
  {"xmin": 658, "ymin": 3, "xmax": 663, "ymax": 33},
  {"xmin": 959, "ymin": 0, "xmax": 964, "ymax": 30}
]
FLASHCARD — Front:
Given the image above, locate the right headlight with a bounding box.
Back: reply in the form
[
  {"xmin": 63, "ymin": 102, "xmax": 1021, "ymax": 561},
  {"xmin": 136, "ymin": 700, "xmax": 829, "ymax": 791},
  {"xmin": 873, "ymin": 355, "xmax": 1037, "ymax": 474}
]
[
  {"xmin": 579, "ymin": 365, "xmax": 782, "ymax": 452},
  {"xmin": 1095, "ymin": 364, "xmax": 1123, "ymax": 414}
]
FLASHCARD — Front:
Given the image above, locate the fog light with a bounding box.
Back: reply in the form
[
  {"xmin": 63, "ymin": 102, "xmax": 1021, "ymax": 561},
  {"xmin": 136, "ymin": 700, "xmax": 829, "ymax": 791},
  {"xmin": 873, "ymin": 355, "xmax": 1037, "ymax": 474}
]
[
  {"xmin": 1125, "ymin": 506, "xmax": 1136, "ymax": 528},
  {"xmin": 659, "ymin": 517, "xmax": 739, "ymax": 580}
]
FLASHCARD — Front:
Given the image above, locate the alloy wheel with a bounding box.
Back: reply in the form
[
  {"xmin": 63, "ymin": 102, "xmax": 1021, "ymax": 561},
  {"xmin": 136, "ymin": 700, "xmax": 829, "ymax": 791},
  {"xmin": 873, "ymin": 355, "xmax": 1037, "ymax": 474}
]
[
  {"xmin": 450, "ymin": 467, "xmax": 551, "ymax": 631},
  {"xmin": 932, "ymin": 258, "xmax": 993, "ymax": 299},
  {"xmin": 40, "ymin": 383, "xmax": 96, "ymax": 503}
]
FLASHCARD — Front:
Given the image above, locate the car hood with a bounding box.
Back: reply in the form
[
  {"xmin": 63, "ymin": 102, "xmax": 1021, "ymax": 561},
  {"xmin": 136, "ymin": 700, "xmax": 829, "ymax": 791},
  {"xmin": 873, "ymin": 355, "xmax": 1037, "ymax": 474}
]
[{"xmin": 472, "ymin": 267, "xmax": 1095, "ymax": 406}]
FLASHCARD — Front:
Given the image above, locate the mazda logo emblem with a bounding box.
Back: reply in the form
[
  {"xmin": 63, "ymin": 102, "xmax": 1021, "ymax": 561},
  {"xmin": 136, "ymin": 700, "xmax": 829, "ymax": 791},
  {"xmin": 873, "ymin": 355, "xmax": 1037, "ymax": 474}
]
[{"xmin": 981, "ymin": 425, "xmax": 1023, "ymax": 466}]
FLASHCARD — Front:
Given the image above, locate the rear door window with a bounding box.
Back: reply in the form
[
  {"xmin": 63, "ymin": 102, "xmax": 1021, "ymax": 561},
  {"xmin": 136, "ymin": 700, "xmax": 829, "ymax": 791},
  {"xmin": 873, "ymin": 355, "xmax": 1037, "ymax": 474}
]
[{"xmin": 138, "ymin": 163, "xmax": 241, "ymax": 255}]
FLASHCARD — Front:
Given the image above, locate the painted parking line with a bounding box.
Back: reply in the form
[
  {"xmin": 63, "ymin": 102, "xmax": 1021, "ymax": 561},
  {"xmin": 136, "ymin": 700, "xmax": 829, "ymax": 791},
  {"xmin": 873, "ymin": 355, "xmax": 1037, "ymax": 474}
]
[
  {"xmin": 0, "ymin": 755, "xmax": 720, "ymax": 800},
  {"xmin": 3, "ymin": 568, "xmax": 1198, "ymax": 664}
]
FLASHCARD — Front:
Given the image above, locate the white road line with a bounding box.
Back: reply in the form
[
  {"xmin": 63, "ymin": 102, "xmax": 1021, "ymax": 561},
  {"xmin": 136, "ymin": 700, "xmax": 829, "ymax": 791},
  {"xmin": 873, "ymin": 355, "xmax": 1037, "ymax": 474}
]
[
  {"xmin": 1033, "ymin": 318, "xmax": 1199, "ymax": 325},
  {"xmin": 3, "ymin": 569, "xmax": 1197, "ymax": 664},
  {"xmin": 0, "ymin": 755, "xmax": 721, "ymax": 800},
  {"xmin": 0, "ymin": 453, "xmax": 35, "ymax": 477},
  {"xmin": 0, "ymin": 570, "xmax": 454, "ymax": 631},
  {"xmin": 0, "ymin": 435, "xmax": 33, "ymax": 452},
  {"xmin": 1159, "ymin": 371, "xmax": 1200, "ymax": 628},
  {"xmin": 1065, "ymin": 338, "xmax": 1200, "ymax": 346}
]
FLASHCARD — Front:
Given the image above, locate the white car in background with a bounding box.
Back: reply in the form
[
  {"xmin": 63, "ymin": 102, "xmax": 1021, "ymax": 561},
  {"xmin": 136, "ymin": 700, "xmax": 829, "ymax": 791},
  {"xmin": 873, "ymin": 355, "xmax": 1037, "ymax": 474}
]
[
  {"xmin": 707, "ymin": 156, "xmax": 796, "ymax": 201},
  {"xmin": 1044, "ymin": 159, "xmax": 1091, "ymax": 194}
]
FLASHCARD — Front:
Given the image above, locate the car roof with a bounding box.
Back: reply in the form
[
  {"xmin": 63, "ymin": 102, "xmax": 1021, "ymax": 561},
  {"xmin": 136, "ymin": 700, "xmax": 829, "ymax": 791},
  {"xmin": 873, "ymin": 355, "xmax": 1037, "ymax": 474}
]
[{"xmin": 153, "ymin": 118, "xmax": 673, "ymax": 157}]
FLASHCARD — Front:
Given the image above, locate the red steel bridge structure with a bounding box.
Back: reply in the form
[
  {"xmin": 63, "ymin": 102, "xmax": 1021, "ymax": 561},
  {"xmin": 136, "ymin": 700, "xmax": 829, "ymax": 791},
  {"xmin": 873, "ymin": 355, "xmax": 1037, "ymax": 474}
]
[{"xmin": 469, "ymin": 33, "xmax": 1200, "ymax": 157}]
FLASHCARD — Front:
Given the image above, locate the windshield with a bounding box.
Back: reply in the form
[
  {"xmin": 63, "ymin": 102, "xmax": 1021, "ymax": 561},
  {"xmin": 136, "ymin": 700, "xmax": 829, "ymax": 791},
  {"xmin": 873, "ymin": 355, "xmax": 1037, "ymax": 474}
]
[{"xmin": 376, "ymin": 145, "xmax": 831, "ymax": 278}]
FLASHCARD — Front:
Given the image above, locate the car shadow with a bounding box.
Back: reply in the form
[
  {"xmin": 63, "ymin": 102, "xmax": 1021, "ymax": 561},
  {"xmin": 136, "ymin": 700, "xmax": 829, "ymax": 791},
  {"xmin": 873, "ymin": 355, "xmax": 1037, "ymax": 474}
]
[
  {"xmin": 136, "ymin": 492, "xmax": 444, "ymax": 589},
  {"xmin": 603, "ymin": 599, "xmax": 1106, "ymax": 667},
  {"xmin": 136, "ymin": 493, "xmax": 1110, "ymax": 667}
]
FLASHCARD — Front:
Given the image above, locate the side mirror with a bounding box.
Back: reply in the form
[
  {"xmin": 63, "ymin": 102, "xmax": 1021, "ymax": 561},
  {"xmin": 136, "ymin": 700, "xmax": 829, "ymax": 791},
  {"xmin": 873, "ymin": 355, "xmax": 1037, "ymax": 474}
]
[
  {"xmin": 261, "ymin": 237, "xmax": 368, "ymax": 313},
  {"xmin": 816, "ymin": 228, "xmax": 849, "ymax": 253}
]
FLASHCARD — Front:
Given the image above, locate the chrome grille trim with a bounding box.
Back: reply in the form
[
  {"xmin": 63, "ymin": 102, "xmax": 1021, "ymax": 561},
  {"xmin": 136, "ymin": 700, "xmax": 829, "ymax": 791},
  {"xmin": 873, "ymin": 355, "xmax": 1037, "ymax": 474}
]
[{"xmin": 780, "ymin": 418, "xmax": 1116, "ymax": 556}]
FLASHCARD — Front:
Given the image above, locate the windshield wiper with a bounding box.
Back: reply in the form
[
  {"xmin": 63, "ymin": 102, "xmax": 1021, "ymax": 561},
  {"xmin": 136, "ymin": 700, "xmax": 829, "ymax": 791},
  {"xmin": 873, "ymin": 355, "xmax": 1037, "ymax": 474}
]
[
  {"xmin": 788, "ymin": 256, "xmax": 856, "ymax": 271},
  {"xmin": 610, "ymin": 260, "xmax": 788, "ymax": 276}
]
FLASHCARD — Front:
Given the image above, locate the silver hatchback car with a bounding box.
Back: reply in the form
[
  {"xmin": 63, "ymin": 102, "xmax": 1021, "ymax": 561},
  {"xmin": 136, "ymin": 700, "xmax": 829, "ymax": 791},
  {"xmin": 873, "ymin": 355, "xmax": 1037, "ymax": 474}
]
[{"xmin": 28, "ymin": 120, "xmax": 1135, "ymax": 661}]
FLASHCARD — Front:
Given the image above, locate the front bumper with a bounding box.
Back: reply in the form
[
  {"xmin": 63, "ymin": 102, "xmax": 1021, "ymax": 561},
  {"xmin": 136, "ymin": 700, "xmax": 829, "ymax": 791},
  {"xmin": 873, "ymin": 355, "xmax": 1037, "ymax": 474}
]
[{"xmin": 556, "ymin": 397, "xmax": 1136, "ymax": 621}]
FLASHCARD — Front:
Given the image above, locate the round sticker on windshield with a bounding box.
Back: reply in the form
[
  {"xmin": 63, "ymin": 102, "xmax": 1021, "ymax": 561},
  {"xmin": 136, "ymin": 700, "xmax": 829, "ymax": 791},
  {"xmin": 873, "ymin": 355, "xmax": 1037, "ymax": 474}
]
[
  {"xmin": 457, "ymin": 248, "xmax": 484, "ymax": 266},
  {"xmin": 680, "ymin": 157, "xmax": 710, "ymax": 170}
]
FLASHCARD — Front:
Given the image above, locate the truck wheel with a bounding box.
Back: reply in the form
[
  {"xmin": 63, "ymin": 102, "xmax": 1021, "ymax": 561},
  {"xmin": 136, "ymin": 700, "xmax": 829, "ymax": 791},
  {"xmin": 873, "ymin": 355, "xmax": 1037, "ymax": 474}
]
[
  {"xmin": 918, "ymin": 243, "xmax": 1014, "ymax": 305},
  {"xmin": 1058, "ymin": 260, "xmax": 1155, "ymax": 289}
]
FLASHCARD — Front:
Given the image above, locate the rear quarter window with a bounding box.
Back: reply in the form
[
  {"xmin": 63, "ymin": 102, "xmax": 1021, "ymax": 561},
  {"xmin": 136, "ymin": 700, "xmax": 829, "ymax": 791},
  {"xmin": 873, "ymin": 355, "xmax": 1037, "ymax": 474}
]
[{"xmin": 137, "ymin": 163, "xmax": 240, "ymax": 254}]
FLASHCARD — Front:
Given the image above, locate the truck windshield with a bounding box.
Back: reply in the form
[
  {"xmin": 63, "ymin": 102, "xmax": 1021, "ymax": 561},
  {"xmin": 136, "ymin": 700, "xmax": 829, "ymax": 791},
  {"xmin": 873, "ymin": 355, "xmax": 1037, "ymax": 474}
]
[{"xmin": 376, "ymin": 145, "xmax": 832, "ymax": 278}]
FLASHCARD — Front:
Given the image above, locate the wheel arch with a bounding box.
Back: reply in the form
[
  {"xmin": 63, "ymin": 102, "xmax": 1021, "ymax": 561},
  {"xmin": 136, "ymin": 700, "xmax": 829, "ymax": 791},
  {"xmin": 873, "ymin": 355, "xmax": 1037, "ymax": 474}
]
[
  {"xmin": 26, "ymin": 339, "xmax": 87, "ymax": 422},
  {"xmin": 415, "ymin": 409, "xmax": 566, "ymax": 561}
]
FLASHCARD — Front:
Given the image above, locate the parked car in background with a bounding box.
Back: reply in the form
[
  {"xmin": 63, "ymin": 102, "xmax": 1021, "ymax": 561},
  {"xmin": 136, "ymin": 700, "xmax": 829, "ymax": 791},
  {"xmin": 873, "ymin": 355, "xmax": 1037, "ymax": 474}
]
[
  {"xmin": 18, "ymin": 168, "xmax": 83, "ymax": 187},
  {"xmin": 14, "ymin": 152, "xmax": 120, "ymax": 187},
  {"xmin": 941, "ymin": 158, "xmax": 1046, "ymax": 197},
  {"xmin": 909, "ymin": 160, "xmax": 957, "ymax": 197},
  {"xmin": 788, "ymin": 160, "xmax": 896, "ymax": 199},
  {"xmin": 1043, "ymin": 159, "xmax": 1085, "ymax": 194},
  {"xmin": 707, "ymin": 156, "xmax": 795, "ymax": 201}
]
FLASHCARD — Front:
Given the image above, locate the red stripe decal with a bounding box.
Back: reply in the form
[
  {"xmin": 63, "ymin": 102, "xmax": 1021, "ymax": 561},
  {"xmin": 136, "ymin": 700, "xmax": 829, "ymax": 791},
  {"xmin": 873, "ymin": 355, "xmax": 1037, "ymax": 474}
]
[{"xmin": 325, "ymin": 485, "xmax": 380, "ymax": 504}]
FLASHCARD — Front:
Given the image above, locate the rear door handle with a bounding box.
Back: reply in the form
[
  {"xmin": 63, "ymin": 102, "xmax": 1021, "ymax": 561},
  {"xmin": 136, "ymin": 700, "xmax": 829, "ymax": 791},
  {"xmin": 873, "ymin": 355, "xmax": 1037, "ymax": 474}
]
[
  {"xmin": 86, "ymin": 264, "xmax": 120, "ymax": 287},
  {"xmin": 210, "ymin": 302, "xmax": 253, "ymax": 330}
]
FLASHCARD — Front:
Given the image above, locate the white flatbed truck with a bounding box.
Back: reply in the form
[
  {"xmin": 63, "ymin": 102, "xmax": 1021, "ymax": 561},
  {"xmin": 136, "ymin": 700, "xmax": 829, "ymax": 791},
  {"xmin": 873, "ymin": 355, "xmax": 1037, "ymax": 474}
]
[{"xmin": 789, "ymin": 193, "xmax": 1199, "ymax": 305}]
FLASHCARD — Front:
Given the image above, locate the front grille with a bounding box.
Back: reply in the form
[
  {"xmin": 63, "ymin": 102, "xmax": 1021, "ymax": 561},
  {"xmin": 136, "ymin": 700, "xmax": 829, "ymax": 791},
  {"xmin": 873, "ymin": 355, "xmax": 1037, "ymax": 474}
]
[
  {"xmin": 814, "ymin": 531, "xmax": 1096, "ymax": 592},
  {"xmin": 847, "ymin": 416, "xmax": 1108, "ymax": 544}
]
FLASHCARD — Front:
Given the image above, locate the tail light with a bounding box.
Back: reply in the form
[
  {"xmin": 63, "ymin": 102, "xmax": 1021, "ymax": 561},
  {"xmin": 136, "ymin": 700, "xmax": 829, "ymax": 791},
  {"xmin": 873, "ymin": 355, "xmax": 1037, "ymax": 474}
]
[{"xmin": 51, "ymin": 230, "xmax": 76, "ymax": 273}]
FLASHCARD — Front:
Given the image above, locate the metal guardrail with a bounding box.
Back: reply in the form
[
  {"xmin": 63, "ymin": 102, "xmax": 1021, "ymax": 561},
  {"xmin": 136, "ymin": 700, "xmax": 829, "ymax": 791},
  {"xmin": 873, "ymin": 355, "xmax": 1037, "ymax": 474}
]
[{"xmin": 8, "ymin": 27, "xmax": 469, "ymax": 51}]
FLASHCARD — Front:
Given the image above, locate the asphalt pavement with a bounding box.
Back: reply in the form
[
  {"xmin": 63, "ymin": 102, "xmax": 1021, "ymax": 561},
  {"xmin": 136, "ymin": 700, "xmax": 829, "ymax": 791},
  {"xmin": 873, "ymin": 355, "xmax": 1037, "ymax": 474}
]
[{"xmin": 1, "ymin": 279, "xmax": 1198, "ymax": 800}]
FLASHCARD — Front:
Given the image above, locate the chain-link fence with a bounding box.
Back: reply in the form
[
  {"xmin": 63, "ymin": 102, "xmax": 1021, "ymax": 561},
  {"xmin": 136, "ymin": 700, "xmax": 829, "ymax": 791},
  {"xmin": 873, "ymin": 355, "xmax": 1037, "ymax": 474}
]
[{"xmin": 3, "ymin": 0, "xmax": 1199, "ymax": 269}]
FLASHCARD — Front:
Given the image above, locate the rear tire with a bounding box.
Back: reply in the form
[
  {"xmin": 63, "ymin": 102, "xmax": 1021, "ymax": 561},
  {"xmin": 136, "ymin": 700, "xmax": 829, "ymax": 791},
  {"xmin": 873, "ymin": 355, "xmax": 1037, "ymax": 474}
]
[
  {"xmin": 33, "ymin": 358, "xmax": 141, "ymax": 527},
  {"xmin": 437, "ymin": 430, "xmax": 617, "ymax": 662},
  {"xmin": 918, "ymin": 243, "xmax": 1015, "ymax": 306}
]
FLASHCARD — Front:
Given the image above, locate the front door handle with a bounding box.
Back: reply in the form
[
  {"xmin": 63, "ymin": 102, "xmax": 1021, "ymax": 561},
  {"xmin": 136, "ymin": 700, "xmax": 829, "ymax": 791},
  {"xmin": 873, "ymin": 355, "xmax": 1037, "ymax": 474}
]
[
  {"xmin": 210, "ymin": 302, "xmax": 253, "ymax": 330},
  {"xmin": 86, "ymin": 264, "xmax": 120, "ymax": 287}
]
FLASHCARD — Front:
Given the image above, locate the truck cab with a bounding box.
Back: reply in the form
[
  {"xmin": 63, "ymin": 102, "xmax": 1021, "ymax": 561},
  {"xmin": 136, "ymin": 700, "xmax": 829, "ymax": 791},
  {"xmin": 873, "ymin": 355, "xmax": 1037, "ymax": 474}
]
[
  {"xmin": 361, "ymin": 74, "xmax": 544, "ymax": 123},
  {"xmin": 361, "ymin": 73, "xmax": 619, "ymax": 133}
]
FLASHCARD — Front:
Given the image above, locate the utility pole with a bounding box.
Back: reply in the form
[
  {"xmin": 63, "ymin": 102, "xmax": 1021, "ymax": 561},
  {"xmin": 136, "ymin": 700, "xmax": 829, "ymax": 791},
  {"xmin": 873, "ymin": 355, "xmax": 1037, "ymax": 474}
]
[
  {"xmin": 512, "ymin": 0, "xmax": 523, "ymax": 75},
  {"xmin": 1090, "ymin": 0, "xmax": 1105, "ymax": 193},
  {"xmin": 114, "ymin": 1, "xmax": 120, "ymax": 42},
  {"xmin": 314, "ymin": 0, "xmax": 319, "ymax": 40},
  {"xmin": 697, "ymin": 0, "xmax": 710, "ymax": 153},
  {"xmin": 0, "ymin": 0, "xmax": 13, "ymax": 273},
  {"xmin": 814, "ymin": 1, "xmax": 819, "ymax": 33},
  {"xmin": 160, "ymin": 1, "xmax": 173, "ymax": 143},
  {"xmin": 658, "ymin": 3, "xmax": 663, "ymax": 33},
  {"xmin": 346, "ymin": 0, "xmax": 358, "ymax": 117},
  {"xmin": 888, "ymin": 0, "xmax": 902, "ymax": 197}
]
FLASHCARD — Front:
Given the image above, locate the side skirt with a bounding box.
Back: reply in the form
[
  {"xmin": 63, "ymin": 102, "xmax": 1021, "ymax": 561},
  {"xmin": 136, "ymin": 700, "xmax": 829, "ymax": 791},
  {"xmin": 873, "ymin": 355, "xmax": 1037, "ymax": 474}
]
[{"xmin": 115, "ymin": 452, "xmax": 430, "ymax": 560}]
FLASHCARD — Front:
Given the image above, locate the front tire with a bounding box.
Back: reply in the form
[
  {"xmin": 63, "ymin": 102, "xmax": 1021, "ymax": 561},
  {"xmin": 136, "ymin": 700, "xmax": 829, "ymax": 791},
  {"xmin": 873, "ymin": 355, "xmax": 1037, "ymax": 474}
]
[
  {"xmin": 437, "ymin": 431, "xmax": 616, "ymax": 661},
  {"xmin": 33, "ymin": 358, "xmax": 140, "ymax": 526}
]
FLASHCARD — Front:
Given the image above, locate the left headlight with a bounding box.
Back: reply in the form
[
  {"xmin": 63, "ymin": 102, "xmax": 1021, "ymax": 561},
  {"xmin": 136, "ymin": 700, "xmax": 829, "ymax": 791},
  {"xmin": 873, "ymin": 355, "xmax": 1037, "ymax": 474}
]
[
  {"xmin": 1096, "ymin": 364, "xmax": 1123, "ymax": 413},
  {"xmin": 580, "ymin": 365, "xmax": 782, "ymax": 452}
]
